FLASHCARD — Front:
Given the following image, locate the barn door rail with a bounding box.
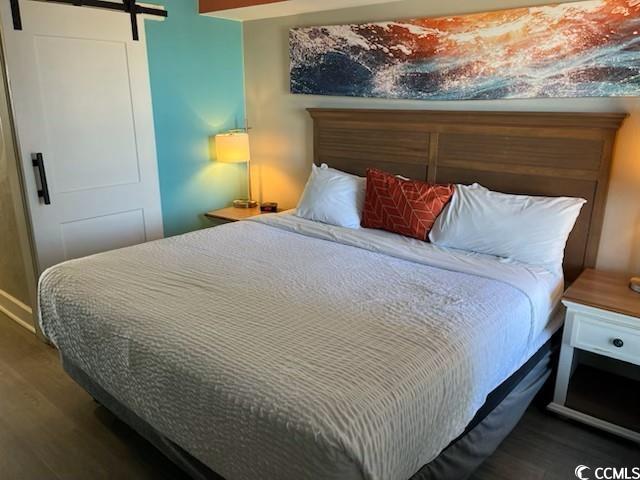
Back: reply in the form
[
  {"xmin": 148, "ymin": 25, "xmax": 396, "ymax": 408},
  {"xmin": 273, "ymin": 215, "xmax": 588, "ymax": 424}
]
[{"xmin": 9, "ymin": 0, "xmax": 167, "ymax": 40}]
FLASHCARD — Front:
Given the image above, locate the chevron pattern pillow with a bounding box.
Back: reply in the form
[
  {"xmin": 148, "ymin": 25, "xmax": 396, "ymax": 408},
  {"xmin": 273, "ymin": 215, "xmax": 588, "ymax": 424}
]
[{"xmin": 362, "ymin": 169, "xmax": 455, "ymax": 240}]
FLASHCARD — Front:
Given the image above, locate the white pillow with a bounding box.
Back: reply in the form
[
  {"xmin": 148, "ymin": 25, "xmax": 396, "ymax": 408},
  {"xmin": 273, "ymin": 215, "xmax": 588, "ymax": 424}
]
[
  {"xmin": 296, "ymin": 164, "xmax": 365, "ymax": 229},
  {"xmin": 429, "ymin": 184, "xmax": 586, "ymax": 273}
]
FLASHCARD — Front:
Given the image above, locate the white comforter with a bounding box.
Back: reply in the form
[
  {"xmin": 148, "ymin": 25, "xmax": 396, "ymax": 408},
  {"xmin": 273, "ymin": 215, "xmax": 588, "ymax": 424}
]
[{"xmin": 39, "ymin": 214, "xmax": 562, "ymax": 480}]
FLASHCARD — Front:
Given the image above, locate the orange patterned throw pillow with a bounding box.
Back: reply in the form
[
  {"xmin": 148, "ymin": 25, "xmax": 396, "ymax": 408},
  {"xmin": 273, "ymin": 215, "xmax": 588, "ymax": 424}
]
[{"xmin": 362, "ymin": 168, "xmax": 455, "ymax": 241}]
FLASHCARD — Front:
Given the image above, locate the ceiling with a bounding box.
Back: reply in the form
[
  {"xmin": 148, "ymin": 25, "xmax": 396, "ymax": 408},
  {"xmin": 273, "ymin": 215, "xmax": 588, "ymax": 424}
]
[{"xmin": 200, "ymin": 0, "xmax": 405, "ymax": 21}]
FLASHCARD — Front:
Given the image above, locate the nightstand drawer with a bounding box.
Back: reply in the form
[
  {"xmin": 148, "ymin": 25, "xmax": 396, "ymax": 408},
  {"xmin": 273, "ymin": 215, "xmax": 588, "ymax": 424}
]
[{"xmin": 572, "ymin": 314, "xmax": 640, "ymax": 366}]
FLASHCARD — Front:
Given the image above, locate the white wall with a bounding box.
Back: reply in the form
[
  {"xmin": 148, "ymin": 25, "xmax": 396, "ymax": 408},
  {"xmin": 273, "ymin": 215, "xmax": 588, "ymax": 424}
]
[{"xmin": 244, "ymin": 0, "xmax": 640, "ymax": 275}]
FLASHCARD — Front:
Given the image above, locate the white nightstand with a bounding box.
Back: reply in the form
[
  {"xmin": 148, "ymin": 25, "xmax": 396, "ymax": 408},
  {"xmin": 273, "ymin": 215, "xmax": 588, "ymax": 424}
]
[{"xmin": 548, "ymin": 269, "xmax": 640, "ymax": 442}]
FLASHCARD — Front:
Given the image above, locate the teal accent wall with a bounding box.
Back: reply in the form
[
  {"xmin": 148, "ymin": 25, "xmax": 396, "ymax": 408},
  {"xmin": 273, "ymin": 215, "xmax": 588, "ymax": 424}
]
[{"xmin": 145, "ymin": 0, "xmax": 246, "ymax": 237}]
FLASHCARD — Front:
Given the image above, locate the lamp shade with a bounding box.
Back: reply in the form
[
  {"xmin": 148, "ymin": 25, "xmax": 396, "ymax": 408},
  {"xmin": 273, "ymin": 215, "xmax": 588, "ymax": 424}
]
[{"xmin": 215, "ymin": 132, "xmax": 250, "ymax": 164}]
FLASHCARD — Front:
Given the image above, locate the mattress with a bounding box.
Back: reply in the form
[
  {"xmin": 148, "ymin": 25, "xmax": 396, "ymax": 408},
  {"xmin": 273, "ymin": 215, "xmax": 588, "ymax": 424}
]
[{"xmin": 38, "ymin": 213, "xmax": 563, "ymax": 480}]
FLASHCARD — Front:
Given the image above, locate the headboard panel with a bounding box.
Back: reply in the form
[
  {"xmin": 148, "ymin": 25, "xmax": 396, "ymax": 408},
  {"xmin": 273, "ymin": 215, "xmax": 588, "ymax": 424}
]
[
  {"xmin": 317, "ymin": 126, "xmax": 429, "ymax": 179},
  {"xmin": 308, "ymin": 109, "xmax": 626, "ymax": 283}
]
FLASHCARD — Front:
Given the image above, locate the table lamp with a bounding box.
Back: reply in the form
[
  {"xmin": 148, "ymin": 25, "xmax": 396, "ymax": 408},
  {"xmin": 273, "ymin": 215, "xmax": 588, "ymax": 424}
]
[{"xmin": 214, "ymin": 131, "xmax": 257, "ymax": 208}]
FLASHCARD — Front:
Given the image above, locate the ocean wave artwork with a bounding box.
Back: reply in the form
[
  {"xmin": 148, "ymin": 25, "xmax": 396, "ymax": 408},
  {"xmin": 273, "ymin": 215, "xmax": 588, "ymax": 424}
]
[{"xmin": 289, "ymin": 0, "xmax": 640, "ymax": 100}]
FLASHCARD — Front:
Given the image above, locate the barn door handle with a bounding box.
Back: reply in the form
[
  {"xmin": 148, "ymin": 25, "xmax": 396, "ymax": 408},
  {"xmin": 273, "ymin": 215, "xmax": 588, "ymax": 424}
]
[{"xmin": 32, "ymin": 153, "xmax": 51, "ymax": 205}]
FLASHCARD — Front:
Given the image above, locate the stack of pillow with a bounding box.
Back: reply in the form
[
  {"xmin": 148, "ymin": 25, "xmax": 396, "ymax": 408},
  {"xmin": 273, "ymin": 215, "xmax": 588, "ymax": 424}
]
[{"xmin": 296, "ymin": 164, "xmax": 586, "ymax": 274}]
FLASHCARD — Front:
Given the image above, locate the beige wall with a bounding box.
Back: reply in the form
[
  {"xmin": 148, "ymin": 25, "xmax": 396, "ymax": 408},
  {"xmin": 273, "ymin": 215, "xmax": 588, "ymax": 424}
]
[
  {"xmin": 0, "ymin": 121, "xmax": 31, "ymax": 305},
  {"xmin": 244, "ymin": 0, "xmax": 640, "ymax": 276},
  {"xmin": 0, "ymin": 47, "xmax": 36, "ymax": 315}
]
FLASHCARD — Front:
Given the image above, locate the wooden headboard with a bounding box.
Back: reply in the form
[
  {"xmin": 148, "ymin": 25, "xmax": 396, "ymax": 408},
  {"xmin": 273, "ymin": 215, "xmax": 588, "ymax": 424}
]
[{"xmin": 307, "ymin": 109, "xmax": 626, "ymax": 283}]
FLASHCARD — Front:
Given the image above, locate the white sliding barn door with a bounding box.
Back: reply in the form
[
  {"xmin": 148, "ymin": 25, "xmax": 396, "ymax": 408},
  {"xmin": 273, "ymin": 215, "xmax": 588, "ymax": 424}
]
[{"xmin": 0, "ymin": 0, "xmax": 164, "ymax": 272}]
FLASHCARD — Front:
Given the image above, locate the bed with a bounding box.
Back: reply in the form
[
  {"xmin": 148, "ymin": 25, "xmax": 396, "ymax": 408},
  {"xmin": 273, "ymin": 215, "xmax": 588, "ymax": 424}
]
[{"xmin": 38, "ymin": 109, "xmax": 625, "ymax": 480}]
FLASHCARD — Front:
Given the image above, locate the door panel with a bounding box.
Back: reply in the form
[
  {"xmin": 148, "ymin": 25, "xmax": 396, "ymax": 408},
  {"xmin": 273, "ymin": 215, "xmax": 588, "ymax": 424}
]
[
  {"xmin": 35, "ymin": 36, "xmax": 141, "ymax": 193},
  {"xmin": 1, "ymin": 0, "xmax": 164, "ymax": 272},
  {"xmin": 61, "ymin": 209, "xmax": 146, "ymax": 260}
]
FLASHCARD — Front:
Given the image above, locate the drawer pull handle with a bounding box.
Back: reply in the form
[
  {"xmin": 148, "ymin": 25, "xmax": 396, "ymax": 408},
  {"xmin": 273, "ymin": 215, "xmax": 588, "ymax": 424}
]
[{"xmin": 612, "ymin": 338, "xmax": 624, "ymax": 348}]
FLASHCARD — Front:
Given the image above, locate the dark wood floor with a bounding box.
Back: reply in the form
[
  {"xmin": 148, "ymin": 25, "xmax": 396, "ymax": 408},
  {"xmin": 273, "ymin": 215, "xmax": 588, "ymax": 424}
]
[{"xmin": 0, "ymin": 314, "xmax": 637, "ymax": 480}]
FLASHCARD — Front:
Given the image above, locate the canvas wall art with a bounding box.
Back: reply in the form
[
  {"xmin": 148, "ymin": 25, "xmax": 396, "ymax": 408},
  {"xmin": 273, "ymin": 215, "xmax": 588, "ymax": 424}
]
[{"xmin": 289, "ymin": 0, "xmax": 640, "ymax": 100}]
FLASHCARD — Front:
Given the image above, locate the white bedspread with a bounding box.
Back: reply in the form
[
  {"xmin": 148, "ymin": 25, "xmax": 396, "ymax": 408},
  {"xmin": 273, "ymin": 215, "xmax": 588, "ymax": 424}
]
[{"xmin": 39, "ymin": 214, "xmax": 562, "ymax": 480}]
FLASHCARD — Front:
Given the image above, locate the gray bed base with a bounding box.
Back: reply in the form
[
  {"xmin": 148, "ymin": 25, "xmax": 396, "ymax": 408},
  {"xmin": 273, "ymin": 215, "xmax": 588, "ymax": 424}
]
[{"xmin": 62, "ymin": 349, "xmax": 552, "ymax": 480}]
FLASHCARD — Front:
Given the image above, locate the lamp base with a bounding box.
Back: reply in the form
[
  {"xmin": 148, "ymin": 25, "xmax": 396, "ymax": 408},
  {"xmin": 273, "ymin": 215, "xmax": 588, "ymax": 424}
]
[
  {"xmin": 630, "ymin": 277, "xmax": 640, "ymax": 294},
  {"xmin": 233, "ymin": 199, "xmax": 258, "ymax": 209}
]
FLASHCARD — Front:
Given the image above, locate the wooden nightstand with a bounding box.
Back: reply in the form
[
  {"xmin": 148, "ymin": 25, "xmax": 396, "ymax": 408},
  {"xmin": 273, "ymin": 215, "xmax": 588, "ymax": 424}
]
[
  {"xmin": 548, "ymin": 269, "xmax": 640, "ymax": 442},
  {"xmin": 205, "ymin": 206, "xmax": 264, "ymax": 223}
]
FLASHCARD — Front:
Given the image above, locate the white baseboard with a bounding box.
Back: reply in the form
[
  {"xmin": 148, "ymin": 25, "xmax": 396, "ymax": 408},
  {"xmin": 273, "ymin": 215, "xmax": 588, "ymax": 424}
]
[
  {"xmin": 548, "ymin": 402, "xmax": 640, "ymax": 443},
  {"xmin": 0, "ymin": 288, "xmax": 35, "ymax": 334}
]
